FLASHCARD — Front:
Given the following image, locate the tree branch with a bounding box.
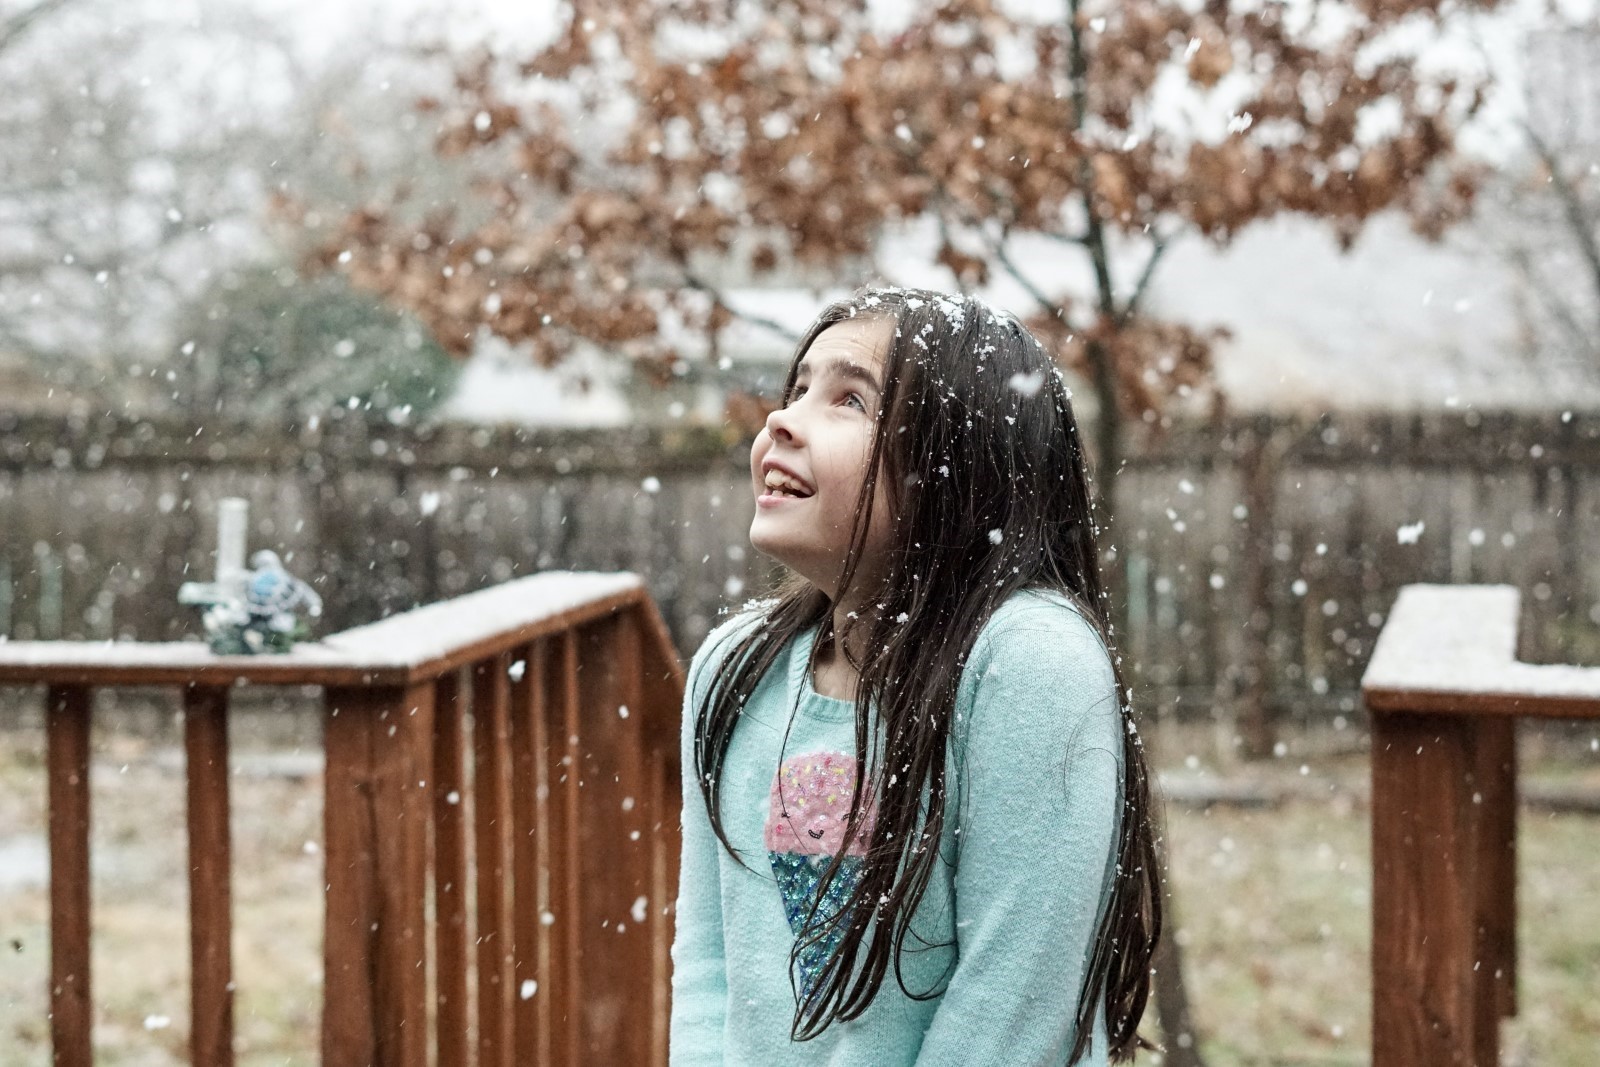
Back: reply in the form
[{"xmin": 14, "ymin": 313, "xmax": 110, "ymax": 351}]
[
  {"xmin": 682, "ymin": 270, "xmax": 802, "ymax": 344},
  {"xmin": 991, "ymin": 237, "xmax": 1061, "ymax": 319},
  {"xmin": 1035, "ymin": 226, "xmax": 1094, "ymax": 249},
  {"xmin": 1504, "ymin": 240, "xmax": 1593, "ymax": 357},
  {"xmin": 0, "ymin": 0, "xmax": 73, "ymax": 56},
  {"xmin": 1116, "ymin": 229, "xmax": 1175, "ymax": 327},
  {"xmin": 1520, "ymin": 117, "xmax": 1600, "ymax": 338}
]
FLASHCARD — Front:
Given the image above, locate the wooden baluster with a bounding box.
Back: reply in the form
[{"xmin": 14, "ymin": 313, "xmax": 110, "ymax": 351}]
[
  {"xmin": 184, "ymin": 685, "xmax": 234, "ymax": 1067},
  {"xmin": 544, "ymin": 630, "xmax": 583, "ymax": 1065},
  {"xmin": 47, "ymin": 684, "xmax": 92, "ymax": 1067},
  {"xmin": 473, "ymin": 654, "xmax": 515, "ymax": 1067},
  {"xmin": 433, "ymin": 670, "xmax": 470, "ymax": 1067},
  {"xmin": 511, "ymin": 641, "xmax": 545, "ymax": 1063},
  {"xmin": 530, "ymin": 638, "xmax": 556, "ymax": 1064},
  {"xmin": 322, "ymin": 682, "xmax": 435, "ymax": 1067}
]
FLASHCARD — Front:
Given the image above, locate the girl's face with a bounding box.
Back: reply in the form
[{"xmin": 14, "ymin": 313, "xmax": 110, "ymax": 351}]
[{"xmin": 749, "ymin": 315, "xmax": 896, "ymax": 601}]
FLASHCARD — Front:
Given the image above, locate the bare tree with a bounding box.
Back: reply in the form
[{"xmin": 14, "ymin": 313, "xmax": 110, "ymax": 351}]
[
  {"xmin": 1483, "ymin": 23, "xmax": 1600, "ymax": 372},
  {"xmin": 0, "ymin": 0, "xmax": 474, "ymax": 410}
]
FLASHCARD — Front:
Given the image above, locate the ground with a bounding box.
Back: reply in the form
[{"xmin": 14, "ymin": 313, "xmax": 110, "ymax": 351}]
[{"xmin": 0, "ymin": 702, "xmax": 1596, "ymax": 1066}]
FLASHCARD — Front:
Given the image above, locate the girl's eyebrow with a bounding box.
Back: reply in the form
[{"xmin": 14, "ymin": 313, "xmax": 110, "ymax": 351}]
[{"xmin": 793, "ymin": 357, "xmax": 882, "ymax": 393}]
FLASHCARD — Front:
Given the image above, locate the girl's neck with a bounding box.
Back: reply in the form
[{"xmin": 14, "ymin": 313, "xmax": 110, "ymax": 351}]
[{"xmin": 821, "ymin": 597, "xmax": 879, "ymax": 675}]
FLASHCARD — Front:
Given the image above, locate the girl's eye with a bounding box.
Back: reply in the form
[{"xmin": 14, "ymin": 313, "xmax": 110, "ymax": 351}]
[{"xmin": 783, "ymin": 383, "xmax": 868, "ymax": 413}]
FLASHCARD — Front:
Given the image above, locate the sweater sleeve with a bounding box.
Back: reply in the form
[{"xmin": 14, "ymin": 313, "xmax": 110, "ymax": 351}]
[
  {"xmin": 669, "ymin": 613, "xmax": 756, "ymax": 1065},
  {"xmin": 915, "ymin": 600, "xmax": 1124, "ymax": 1066}
]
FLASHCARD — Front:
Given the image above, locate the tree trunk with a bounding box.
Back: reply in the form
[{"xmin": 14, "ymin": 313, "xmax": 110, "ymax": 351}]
[
  {"xmin": 1150, "ymin": 916, "xmax": 1205, "ymax": 1067},
  {"xmin": 1088, "ymin": 339, "xmax": 1208, "ymax": 1067}
]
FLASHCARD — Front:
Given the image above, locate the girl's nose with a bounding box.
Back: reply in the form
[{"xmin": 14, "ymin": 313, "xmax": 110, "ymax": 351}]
[{"xmin": 765, "ymin": 402, "xmax": 799, "ymax": 442}]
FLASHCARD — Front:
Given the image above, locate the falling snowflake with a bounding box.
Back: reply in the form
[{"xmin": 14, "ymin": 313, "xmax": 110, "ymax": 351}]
[{"xmin": 1007, "ymin": 370, "xmax": 1045, "ymax": 397}]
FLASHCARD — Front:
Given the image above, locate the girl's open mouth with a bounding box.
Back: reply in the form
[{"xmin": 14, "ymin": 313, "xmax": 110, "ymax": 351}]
[{"xmin": 758, "ymin": 474, "xmax": 814, "ymax": 503}]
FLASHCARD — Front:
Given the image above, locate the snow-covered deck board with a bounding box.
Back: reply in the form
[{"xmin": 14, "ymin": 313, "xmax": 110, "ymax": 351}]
[
  {"xmin": 0, "ymin": 572, "xmax": 647, "ymax": 687},
  {"xmin": 1362, "ymin": 584, "xmax": 1600, "ymax": 718}
]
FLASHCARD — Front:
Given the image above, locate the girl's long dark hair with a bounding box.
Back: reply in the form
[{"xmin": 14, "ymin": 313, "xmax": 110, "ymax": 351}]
[{"xmin": 692, "ymin": 287, "xmax": 1161, "ymax": 1062}]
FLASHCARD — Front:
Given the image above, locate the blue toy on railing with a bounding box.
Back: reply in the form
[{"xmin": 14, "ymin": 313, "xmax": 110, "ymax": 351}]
[{"xmin": 177, "ymin": 499, "xmax": 323, "ymax": 654}]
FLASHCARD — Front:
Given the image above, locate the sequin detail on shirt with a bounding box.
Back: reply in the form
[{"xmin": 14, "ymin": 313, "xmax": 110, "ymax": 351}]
[{"xmin": 764, "ymin": 751, "xmax": 877, "ymax": 998}]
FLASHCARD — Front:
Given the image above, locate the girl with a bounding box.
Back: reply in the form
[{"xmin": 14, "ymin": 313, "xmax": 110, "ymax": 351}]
[{"xmin": 670, "ymin": 287, "xmax": 1162, "ymax": 1065}]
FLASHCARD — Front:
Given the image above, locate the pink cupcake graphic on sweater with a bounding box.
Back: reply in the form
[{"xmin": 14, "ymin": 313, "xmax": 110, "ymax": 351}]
[{"xmin": 764, "ymin": 751, "xmax": 877, "ymax": 997}]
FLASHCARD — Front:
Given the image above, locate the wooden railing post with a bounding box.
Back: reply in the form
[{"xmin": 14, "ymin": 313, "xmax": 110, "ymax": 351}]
[
  {"xmin": 1371, "ymin": 711, "xmax": 1491, "ymax": 1065},
  {"xmin": 184, "ymin": 684, "xmax": 235, "ymax": 1067},
  {"xmin": 323, "ymin": 681, "xmax": 435, "ymax": 1067},
  {"xmin": 1361, "ymin": 583, "xmax": 1600, "ymax": 1067},
  {"xmin": 46, "ymin": 684, "xmax": 92, "ymax": 1067}
]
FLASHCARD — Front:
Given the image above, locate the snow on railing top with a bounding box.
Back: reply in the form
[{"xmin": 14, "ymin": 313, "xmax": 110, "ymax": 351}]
[
  {"xmin": 0, "ymin": 571, "xmax": 646, "ymax": 687},
  {"xmin": 322, "ymin": 570, "xmax": 643, "ymax": 667},
  {"xmin": 1362, "ymin": 584, "xmax": 1600, "ymax": 718}
]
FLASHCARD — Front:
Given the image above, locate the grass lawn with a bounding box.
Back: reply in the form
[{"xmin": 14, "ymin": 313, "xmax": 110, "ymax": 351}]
[{"xmin": 1, "ymin": 713, "xmax": 1597, "ymax": 1065}]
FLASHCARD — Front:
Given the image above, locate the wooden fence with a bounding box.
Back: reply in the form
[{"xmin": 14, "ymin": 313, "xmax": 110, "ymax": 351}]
[
  {"xmin": 3, "ymin": 407, "xmax": 1598, "ymax": 734},
  {"xmin": 0, "ymin": 571, "xmax": 685, "ymax": 1066}
]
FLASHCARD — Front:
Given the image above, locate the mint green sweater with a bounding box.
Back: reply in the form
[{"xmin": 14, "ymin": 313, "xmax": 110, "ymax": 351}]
[{"xmin": 669, "ymin": 589, "xmax": 1124, "ymax": 1066}]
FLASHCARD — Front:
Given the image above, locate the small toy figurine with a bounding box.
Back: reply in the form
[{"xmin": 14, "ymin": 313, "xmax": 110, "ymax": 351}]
[
  {"xmin": 240, "ymin": 549, "xmax": 323, "ymax": 651},
  {"xmin": 178, "ymin": 499, "xmax": 322, "ymax": 654}
]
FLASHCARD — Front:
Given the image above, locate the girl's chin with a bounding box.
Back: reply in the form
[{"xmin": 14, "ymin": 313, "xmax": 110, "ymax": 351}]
[{"xmin": 747, "ymin": 532, "xmax": 809, "ymax": 572}]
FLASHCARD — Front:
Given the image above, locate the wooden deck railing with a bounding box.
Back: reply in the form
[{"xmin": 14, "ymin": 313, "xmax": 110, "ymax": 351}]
[
  {"xmin": 1361, "ymin": 583, "xmax": 1600, "ymax": 1066},
  {"xmin": 0, "ymin": 571, "xmax": 686, "ymax": 1067}
]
